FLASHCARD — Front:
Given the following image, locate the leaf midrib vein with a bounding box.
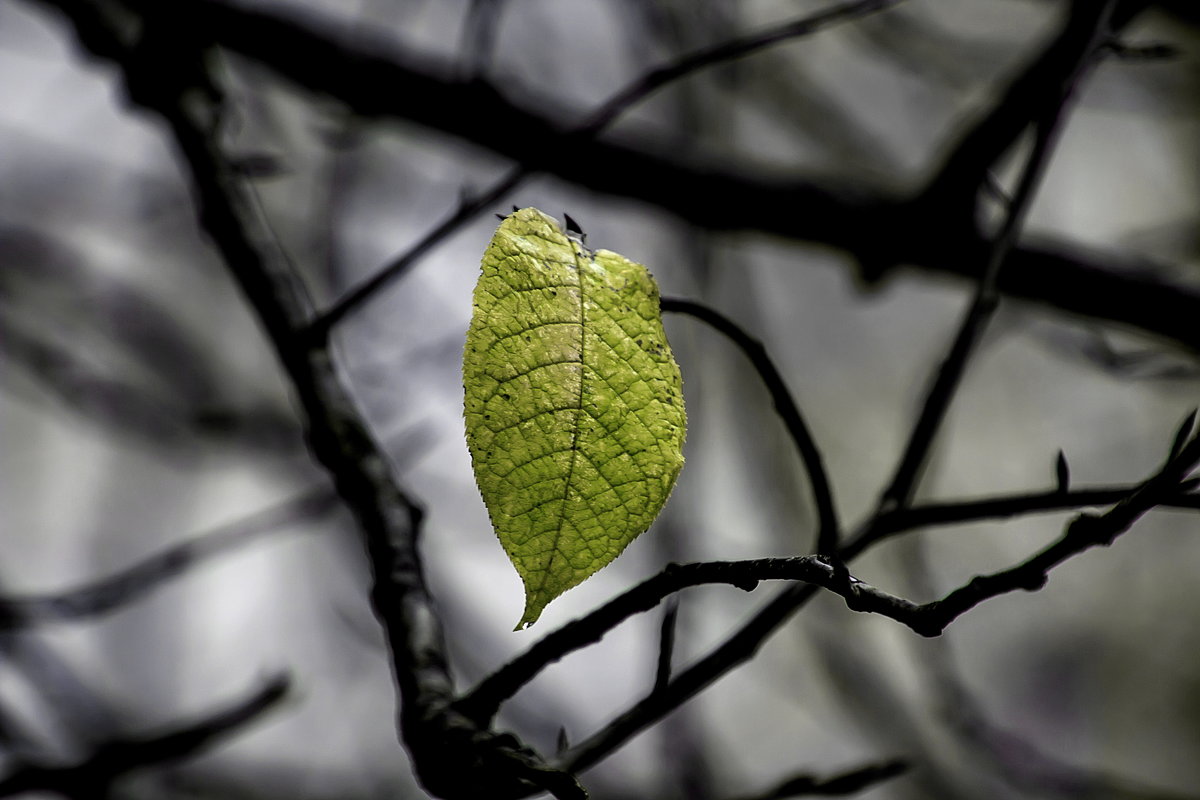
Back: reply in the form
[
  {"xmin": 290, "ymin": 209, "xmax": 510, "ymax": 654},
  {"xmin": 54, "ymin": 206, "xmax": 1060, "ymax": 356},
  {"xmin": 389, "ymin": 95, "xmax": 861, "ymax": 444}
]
[{"xmin": 531, "ymin": 242, "xmax": 590, "ymax": 599}]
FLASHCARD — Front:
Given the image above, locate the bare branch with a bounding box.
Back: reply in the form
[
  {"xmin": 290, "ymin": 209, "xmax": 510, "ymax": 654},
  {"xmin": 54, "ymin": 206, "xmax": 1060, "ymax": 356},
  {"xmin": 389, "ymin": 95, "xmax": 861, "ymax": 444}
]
[
  {"xmin": 552, "ymin": 418, "xmax": 1200, "ymax": 770},
  {"xmin": 879, "ymin": 0, "xmax": 1117, "ymax": 510},
  {"xmin": 308, "ymin": 0, "xmax": 903, "ymax": 338},
  {"xmin": 722, "ymin": 759, "xmax": 908, "ymax": 800},
  {"xmin": 574, "ymin": 0, "xmax": 903, "ymax": 135},
  {"xmin": 663, "ymin": 298, "xmax": 840, "ymax": 555},
  {"xmin": 177, "ymin": 0, "xmax": 1200, "ymax": 358},
  {"xmin": 0, "ymin": 490, "xmax": 333, "ymax": 631},
  {"xmin": 32, "ymin": 1, "xmax": 580, "ymax": 795},
  {"xmin": 921, "ymin": 0, "xmax": 1131, "ymax": 215},
  {"xmin": 0, "ymin": 675, "xmax": 289, "ymax": 799}
]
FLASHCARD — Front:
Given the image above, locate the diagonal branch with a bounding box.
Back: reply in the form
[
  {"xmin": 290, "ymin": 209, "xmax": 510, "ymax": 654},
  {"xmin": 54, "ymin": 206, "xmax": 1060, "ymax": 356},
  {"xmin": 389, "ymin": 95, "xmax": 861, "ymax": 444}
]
[
  {"xmin": 553, "ymin": 420, "xmax": 1200, "ymax": 770},
  {"xmin": 32, "ymin": 1, "xmax": 580, "ymax": 797},
  {"xmin": 0, "ymin": 490, "xmax": 334, "ymax": 631},
  {"xmin": 921, "ymin": 0, "xmax": 1141, "ymax": 217},
  {"xmin": 880, "ymin": 0, "xmax": 1117, "ymax": 510},
  {"xmin": 460, "ymin": 433, "xmax": 1200, "ymax": 727},
  {"xmin": 0, "ymin": 675, "xmax": 289, "ymax": 799},
  {"xmin": 722, "ymin": 758, "xmax": 908, "ymax": 800},
  {"xmin": 307, "ymin": 0, "xmax": 903, "ymax": 339}
]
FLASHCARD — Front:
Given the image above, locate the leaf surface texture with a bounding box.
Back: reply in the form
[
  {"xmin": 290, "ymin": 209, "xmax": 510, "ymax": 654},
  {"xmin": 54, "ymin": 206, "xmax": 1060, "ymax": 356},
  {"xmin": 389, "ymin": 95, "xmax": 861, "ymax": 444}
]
[{"xmin": 464, "ymin": 208, "xmax": 686, "ymax": 628}]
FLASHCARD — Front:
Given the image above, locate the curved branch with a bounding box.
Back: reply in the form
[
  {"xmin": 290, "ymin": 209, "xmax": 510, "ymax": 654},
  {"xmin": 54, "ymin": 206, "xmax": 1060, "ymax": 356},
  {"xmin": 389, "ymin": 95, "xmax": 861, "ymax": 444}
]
[
  {"xmin": 32, "ymin": 2, "xmax": 581, "ymax": 797},
  {"xmin": 662, "ymin": 298, "xmax": 840, "ymax": 554}
]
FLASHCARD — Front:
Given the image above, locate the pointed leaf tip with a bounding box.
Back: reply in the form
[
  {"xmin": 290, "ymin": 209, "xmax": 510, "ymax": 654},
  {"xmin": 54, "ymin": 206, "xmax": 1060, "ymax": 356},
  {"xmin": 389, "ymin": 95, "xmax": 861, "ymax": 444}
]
[{"xmin": 464, "ymin": 208, "xmax": 686, "ymax": 627}]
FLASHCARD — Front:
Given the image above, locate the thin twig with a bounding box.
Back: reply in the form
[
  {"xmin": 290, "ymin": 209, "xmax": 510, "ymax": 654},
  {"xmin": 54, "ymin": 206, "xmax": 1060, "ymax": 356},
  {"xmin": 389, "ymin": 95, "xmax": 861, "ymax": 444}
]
[
  {"xmin": 306, "ymin": 0, "xmax": 905, "ymax": 339},
  {"xmin": 145, "ymin": 0, "xmax": 1200, "ymax": 357},
  {"xmin": 554, "ymin": 431, "xmax": 1200, "ymax": 771},
  {"xmin": 306, "ymin": 167, "xmax": 525, "ymax": 341},
  {"xmin": 0, "ymin": 675, "xmax": 289, "ymax": 798},
  {"xmin": 0, "ymin": 490, "xmax": 334, "ymax": 630},
  {"xmin": 37, "ymin": 2, "xmax": 582, "ymax": 796},
  {"xmin": 859, "ymin": 485, "xmax": 1200, "ymax": 547},
  {"xmin": 663, "ymin": 298, "xmax": 840, "ymax": 555},
  {"xmin": 880, "ymin": 0, "xmax": 1117, "ymax": 510},
  {"xmin": 722, "ymin": 759, "xmax": 908, "ymax": 800},
  {"xmin": 574, "ymin": 0, "xmax": 901, "ymax": 135}
]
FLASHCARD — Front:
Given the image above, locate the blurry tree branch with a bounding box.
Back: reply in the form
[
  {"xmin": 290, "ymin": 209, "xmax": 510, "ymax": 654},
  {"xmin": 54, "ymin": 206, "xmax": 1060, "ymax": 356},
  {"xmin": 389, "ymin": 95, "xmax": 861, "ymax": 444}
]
[
  {"xmin": 0, "ymin": 674, "xmax": 289, "ymax": 799},
  {"xmin": 662, "ymin": 299, "xmax": 840, "ymax": 555},
  {"xmin": 29, "ymin": 0, "xmax": 583, "ymax": 797},
  {"xmin": 882, "ymin": 0, "xmax": 1116, "ymax": 510},
  {"xmin": 0, "ymin": 490, "xmax": 334, "ymax": 631},
  {"xmin": 723, "ymin": 759, "xmax": 908, "ymax": 800},
  {"xmin": 123, "ymin": 0, "xmax": 1200, "ymax": 357},
  {"xmin": 13, "ymin": 0, "xmax": 1198, "ymax": 796},
  {"xmin": 307, "ymin": 0, "xmax": 903, "ymax": 340}
]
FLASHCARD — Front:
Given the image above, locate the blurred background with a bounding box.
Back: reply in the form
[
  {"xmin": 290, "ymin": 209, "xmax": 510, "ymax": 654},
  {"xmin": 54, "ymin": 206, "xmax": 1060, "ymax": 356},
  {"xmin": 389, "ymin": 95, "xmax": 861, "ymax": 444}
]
[{"xmin": 1, "ymin": 0, "xmax": 1198, "ymax": 797}]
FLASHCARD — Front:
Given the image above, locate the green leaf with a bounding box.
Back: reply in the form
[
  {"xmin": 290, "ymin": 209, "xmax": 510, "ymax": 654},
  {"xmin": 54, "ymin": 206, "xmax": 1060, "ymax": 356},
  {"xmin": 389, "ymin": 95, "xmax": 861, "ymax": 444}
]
[{"xmin": 464, "ymin": 208, "xmax": 686, "ymax": 628}]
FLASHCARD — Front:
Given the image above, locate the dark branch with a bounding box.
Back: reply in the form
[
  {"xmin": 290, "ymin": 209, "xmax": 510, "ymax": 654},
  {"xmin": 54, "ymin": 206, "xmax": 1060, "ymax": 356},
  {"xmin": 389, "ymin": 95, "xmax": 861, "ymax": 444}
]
[
  {"xmin": 456, "ymin": 470, "xmax": 1200, "ymax": 756},
  {"xmin": 553, "ymin": 418, "xmax": 1200, "ymax": 770},
  {"xmin": 0, "ymin": 675, "xmax": 289, "ymax": 799},
  {"xmin": 308, "ymin": 0, "xmax": 902, "ymax": 339},
  {"xmin": 922, "ymin": 0, "xmax": 1129, "ymax": 214},
  {"xmin": 663, "ymin": 298, "xmax": 840, "ymax": 555},
  {"xmin": 861, "ymin": 484, "xmax": 1200, "ymax": 546},
  {"xmin": 881, "ymin": 0, "xmax": 1116, "ymax": 510},
  {"xmin": 0, "ymin": 490, "xmax": 334, "ymax": 631},
  {"xmin": 574, "ymin": 0, "xmax": 902, "ymax": 134},
  {"xmin": 167, "ymin": 0, "xmax": 1200, "ymax": 359},
  {"xmin": 653, "ymin": 598, "xmax": 679, "ymax": 694},
  {"xmin": 723, "ymin": 759, "xmax": 908, "ymax": 800},
  {"xmin": 32, "ymin": 1, "xmax": 580, "ymax": 796}
]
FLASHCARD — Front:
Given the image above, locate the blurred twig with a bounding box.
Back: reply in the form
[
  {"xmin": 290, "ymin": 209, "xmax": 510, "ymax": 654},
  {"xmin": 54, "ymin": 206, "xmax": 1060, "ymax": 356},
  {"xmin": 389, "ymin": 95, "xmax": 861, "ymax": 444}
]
[
  {"xmin": 882, "ymin": 0, "xmax": 1117, "ymax": 510},
  {"xmin": 33, "ymin": 1, "xmax": 582, "ymax": 796},
  {"xmin": 0, "ymin": 490, "xmax": 334, "ymax": 630},
  {"xmin": 307, "ymin": 0, "xmax": 904, "ymax": 340},
  {"xmin": 723, "ymin": 759, "xmax": 908, "ymax": 800},
  {"xmin": 154, "ymin": 0, "xmax": 1200, "ymax": 357},
  {"xmin": 459, "ymin": 0, "xmax": 509, "ymax": 80},
  {"xmin": 662, "ymin": 298, "xmax": 840, "ymax": 556},
  {"xmin": 0, "ymin": 674, "xmax": 289, "ymax": 799}
]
